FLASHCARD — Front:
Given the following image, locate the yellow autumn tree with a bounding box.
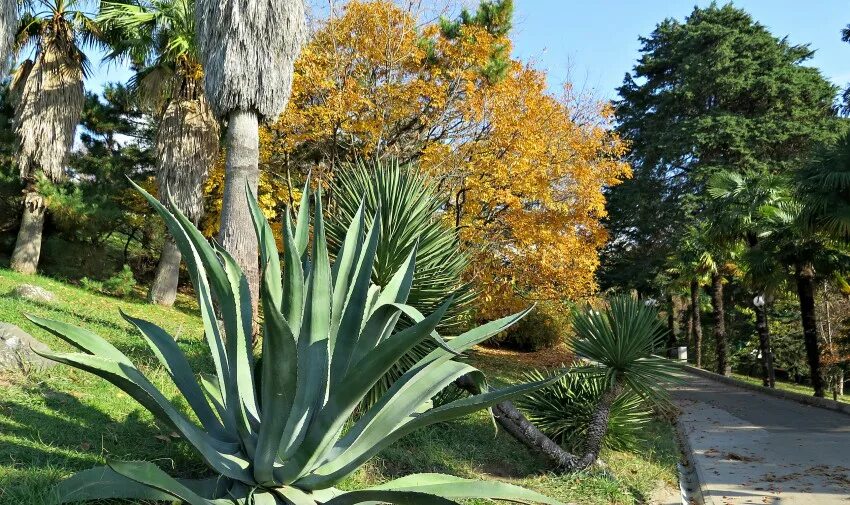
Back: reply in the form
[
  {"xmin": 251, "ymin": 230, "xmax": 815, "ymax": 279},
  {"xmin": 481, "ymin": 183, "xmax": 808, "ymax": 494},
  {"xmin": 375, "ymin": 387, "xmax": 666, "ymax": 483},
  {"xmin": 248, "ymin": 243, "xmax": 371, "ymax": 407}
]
[{"xmin": 259, "ymin": 0, "xmax": 630, "ymax": 318}]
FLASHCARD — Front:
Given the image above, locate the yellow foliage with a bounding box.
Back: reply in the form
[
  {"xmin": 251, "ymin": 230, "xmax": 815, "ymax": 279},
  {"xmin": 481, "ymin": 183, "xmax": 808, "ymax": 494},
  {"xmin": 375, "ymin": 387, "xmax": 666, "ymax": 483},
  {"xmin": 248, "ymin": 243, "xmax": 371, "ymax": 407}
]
[{"xmin": 261, "ymin": 0, "xmax": 631, "ymax": 319}]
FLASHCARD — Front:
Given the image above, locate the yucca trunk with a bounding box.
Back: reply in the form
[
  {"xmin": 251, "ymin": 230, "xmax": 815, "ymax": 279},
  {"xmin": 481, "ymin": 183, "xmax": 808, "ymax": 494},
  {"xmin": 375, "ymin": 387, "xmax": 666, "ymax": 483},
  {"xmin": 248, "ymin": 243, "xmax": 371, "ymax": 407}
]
[
  {"xmin": 573, "ymin": 381, "xmax": 624, "ymax": 471},
  {"xmin": 711, "ymin": 273, "xmax": 728, "ymax": 375},
  {"xmin": 196, "ymin": 0, "xmax": 306, "ymax": 329},
  {"xmin": 754, "ymin": 299, "xmax": 775, "ymax": 387},
  {"xmin": 795, "ymin": 261, "xmax": 825, "ymax": 397},
  {"xmin": 11, "ymin": 45, "xmax": 84, "ymax": 274},
  {"xmin": 690, "ymin": 280, "xmax": 703, "ymax": 368},
  {"xmin": 149, "ymin": 97, "xmax": 219, "ymax": 306}
]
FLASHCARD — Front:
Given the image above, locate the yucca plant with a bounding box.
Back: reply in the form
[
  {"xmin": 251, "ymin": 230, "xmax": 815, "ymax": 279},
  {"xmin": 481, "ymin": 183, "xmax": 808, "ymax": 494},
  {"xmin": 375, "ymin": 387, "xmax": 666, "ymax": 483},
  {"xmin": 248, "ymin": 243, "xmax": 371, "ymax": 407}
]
[
  {"xmin": 327, "ymin": 160, "xmax": 476, "ymax": 407},
  {"xmin": 517, "ymin": 370, "xmax": 653, "ymax": 453},
  {"xmin": 563, "ymin": 295, "xmax": 678, "ymax": 470},
  {"xmin": 32, "ymin": 179, "xmax": 563, "ymax": 504}
]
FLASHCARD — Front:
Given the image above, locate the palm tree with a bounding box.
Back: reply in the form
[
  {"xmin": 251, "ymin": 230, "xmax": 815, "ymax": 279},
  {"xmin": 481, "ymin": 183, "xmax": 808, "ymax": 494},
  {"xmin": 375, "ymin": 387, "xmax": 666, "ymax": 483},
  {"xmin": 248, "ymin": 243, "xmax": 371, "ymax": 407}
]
[
  {"xmin": 567, "ymin": 295, "xmax": 677, "ymax": 470},
  {"xmin": 99, "ymin": 0, "xmax": 220, "ymax": 306},
  {"xmin": 9, "ymin": 0, "xmax": 100, "ymax": 274},
  {"xmin": 708, "ymin": 169, "xmax": 790, "ymax": 387},
  {"xmin": 666, "ymin": 227, "xmax": 713, "ymax": 368},
  {"xmin": 195, "ymin": 0, "xmax": 306, "ymax": 326}
]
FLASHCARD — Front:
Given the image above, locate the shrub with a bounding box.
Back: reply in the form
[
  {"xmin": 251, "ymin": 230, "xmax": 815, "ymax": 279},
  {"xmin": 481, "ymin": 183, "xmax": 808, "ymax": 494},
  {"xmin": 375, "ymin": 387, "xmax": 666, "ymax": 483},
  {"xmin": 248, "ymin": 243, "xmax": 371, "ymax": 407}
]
[
  {"xmin": 490, "ymin": 300, "xmax": 569, "ymax": 351},
  {"xmin": 517, "ymin": 370, "xmax": 653, "ymax": 452},
  {"xmin": 80, "ymin": 265, "xmax": 136, "ymax": 298},
  {"xmin": 31, "ymin": 179, "xmax": 563, "ymax": 504}
]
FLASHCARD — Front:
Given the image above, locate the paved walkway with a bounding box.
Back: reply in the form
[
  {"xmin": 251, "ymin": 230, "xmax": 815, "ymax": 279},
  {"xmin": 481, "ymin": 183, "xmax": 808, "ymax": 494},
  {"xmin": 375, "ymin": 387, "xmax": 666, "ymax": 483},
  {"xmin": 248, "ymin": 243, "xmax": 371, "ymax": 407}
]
[{"xmin": 671, "ymin": 372, "xmax": 850, "ymax": 505}]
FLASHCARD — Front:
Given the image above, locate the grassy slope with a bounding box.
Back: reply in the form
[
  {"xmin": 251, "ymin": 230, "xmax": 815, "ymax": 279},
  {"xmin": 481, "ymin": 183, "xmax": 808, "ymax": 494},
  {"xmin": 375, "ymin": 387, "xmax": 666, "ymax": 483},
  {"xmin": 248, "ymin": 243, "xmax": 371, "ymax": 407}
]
[
  {"xmin": 0, "ymin": 269, "xmax": 678, "ymax": 504},
  {"xmin": 730, "ymin": 372, "xmax": 849, "ymax": 404}
]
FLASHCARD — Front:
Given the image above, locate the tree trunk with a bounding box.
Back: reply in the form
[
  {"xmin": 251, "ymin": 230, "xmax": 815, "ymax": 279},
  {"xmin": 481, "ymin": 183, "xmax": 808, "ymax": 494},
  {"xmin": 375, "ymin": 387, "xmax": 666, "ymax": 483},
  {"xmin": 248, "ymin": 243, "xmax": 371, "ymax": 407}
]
[
  {"xmin": 711, "ymin": 273, "xmax": 728, "ymax": 376},
  {"xmin": 666, "ymin": 294, "xmax": 678, "ymax": 357},
  {"xmin": 219, "ymin": 110, "xmax": 260, "ymax": 333},
  {"xmin": 10, "ymin": 190, "xmax": 46, "ymax": 275},
  {"xmin": 795, "ymin": 262, "xmax": 825, "ymax": 397},
  {"xmin": 574, "ymin": 381, "xmax": 625, "ymax": 470},
  {"xmin": 754, "ymin": 298, "xmax": 775, "ymax": 388},
  {"xmin": 149, "ymin": 237, "xmax": 182, "ymax": 306},
  {"xmin": 690, "ymin": 280, "xmax": 703, "ymax": 368},
  {"xmin": 454, "ymin": 375, "xmax": 580, "ymax": 472}
]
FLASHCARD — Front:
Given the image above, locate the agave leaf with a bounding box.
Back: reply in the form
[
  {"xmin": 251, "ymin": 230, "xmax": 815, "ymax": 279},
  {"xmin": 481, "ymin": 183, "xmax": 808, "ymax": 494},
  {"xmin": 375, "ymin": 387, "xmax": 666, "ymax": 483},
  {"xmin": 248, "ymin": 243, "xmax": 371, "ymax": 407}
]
[
  {"xmin": 323, "ymin": 490, "xmax": 459, "ymax": 505},
  {"xmin": 24, "ymin": 314, "xmax": 130, "ymax": 364},
  {"xmin": 280, "ymin": 297, "xmax": 453, "ymax": 483},
  {"xmin": 254, "ymin": 281, "xmax": 298, "ymax": 485},
  {"xmin": 273, "ymin": 486, "xmax": 320, "ymax": 505},
  {"xmin": 368, "ymin": 473, "xmax": 565, "ymax": 505},
  {"xmin": 280, "ymin": 188, "xmax": 332, "ymax": 460},
  {"xmin": 282, "ymin": 206, "xmax": 306, "ymax": 335},
  {"xmin": 329, "ymin": 200, "xmax": 366, "ymax": 353},
  {"xmin": 120, "ymin": 310, "xmax": 230, "ymax": 440},
  {"xmin": 329, "ymin": 212, "xmax": 381, "ymax": 384},
  {"xmin": 294, "ymin": 176, "xmax": 311, "ymax": 257},
  {"xmin": 52, "ymin": 466, "xmax": 231, "ymax": 503},
  {"xmin": 106, "ymin": 460, "xmax": 216, "ymax": 505},
  {"xmin": 31, "ymin": 348, "xmax": 251, "ymax": 481},
  {"xmin": 302, "ymin": 374, "xmax": 563, "ymax": 489},
  {"xmin": 130, "ymin": 182, "xmax": 231, "ymax": 420},
  {"xmin": 247, "ymin": 184, "xmax": 283, "ymax": 308}
]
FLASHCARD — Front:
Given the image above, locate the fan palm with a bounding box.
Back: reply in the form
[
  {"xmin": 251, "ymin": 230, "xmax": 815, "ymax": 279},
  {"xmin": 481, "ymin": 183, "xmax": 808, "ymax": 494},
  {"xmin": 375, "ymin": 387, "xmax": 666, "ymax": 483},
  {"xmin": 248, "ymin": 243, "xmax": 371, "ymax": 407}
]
[
  {"xmin": 34, "ymin": 179, "xmax": 563, "ymax": 504},
  {"xmin": 98, "ymin": 0, "xmax": 220, "ymax": 307},
  {"xmin": 708, "ymin": 169, "xmax": 791, "ymax": 386},
  {"xmin": 9, "ymin": 0, "xmax": 101, "ymax": 274},
  {"xmin": 195, "ymin": 0, "xmax": 306, "ymax": 328},
  {"xmin": 566, "ymin": 295, "xmax": 677, "ymax": 470}
]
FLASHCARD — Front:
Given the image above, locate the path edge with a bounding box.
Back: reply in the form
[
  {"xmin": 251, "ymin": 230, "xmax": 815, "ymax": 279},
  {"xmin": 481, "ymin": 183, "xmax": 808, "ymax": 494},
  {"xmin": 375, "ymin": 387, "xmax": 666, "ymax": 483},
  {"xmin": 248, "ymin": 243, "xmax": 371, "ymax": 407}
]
[
  {"xmin": 676, "ymin": 363, "xmax": 850, "ymax": 416},
  {"xmin": 672, "ymin": 414, "xmax": 710, "ymax": 505}
]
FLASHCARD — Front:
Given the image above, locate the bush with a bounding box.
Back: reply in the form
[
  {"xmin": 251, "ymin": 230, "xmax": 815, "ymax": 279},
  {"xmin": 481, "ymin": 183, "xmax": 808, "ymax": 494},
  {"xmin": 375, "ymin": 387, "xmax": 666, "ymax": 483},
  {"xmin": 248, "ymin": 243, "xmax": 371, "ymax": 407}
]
[
  {"xmin": 80, "ymin": 264, "xmax": 137, "ymax": 298},
  {"xmin": 490, "ymin": 301, "xmax": 569, "ymax": 351},
  {"xmin": 516, "ymin": 370, "xmax": 653, "ymax": 452}
]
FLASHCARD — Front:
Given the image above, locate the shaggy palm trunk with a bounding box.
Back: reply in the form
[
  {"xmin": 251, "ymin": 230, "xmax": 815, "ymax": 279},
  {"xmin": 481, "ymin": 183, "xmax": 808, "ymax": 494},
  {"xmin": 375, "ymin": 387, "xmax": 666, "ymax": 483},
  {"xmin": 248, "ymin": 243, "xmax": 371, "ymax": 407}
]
[
  {"xmin": 148, "ymin": 97, "xmax": 219, "ymax": 306},
  {"xmin": 754, "ymin": 298, "xmax": 775, "ymax": 387},
  {"xmin": 690, "ymin": 280, "xmax": 703, "ymax": 368},
  {"xmin": 0, "ymin": 0, "xmax": 15, "ymax": 71},
  {"xmin": 795, "ymin": 262, "xmax": 825, "ymax": 397},
  {"xmin": 711, "ymin": 273, "xmax": 728, "ymax": 375},
  {"xmin": 10, "ymin": 190, "xmax": 46, "ymax": 274},
  {"xmin": 11, "ymin": 43, "xmax": 84, "ymax": 274},
  {"xmin": 219, "ymin": 111, "xmax": 260, "ymax": 329}
]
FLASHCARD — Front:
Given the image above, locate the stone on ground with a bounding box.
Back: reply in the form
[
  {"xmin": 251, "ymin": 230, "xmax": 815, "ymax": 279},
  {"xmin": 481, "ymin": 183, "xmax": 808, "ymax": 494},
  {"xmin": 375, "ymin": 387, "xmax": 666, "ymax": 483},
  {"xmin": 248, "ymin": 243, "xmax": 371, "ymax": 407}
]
[
  {"xmin": 11, "ymin": 284, "xmax": 56, "ymax": 303},
  {"xmin": 0, "ymin": 323, "xmax": 55, "ymax": 371}
]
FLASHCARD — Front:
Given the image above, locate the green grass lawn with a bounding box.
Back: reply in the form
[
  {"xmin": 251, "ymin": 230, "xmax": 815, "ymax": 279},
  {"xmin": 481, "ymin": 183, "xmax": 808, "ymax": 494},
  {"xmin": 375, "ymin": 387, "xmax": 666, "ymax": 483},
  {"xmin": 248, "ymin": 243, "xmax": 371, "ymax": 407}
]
[
  {"xmin": 0, "ymin": 268, "xmax": 679, "ymax": 504},
  {"xmin": 729, "ymin": 372, "xmax": 850, "ymax": 404}
]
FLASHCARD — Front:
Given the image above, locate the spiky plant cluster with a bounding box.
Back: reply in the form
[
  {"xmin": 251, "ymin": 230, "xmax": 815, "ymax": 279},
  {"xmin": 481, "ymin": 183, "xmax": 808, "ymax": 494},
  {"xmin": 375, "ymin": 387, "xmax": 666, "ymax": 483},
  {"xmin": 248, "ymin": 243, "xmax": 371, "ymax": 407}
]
[
  {"xmin": 156, "ymin": 96, "xmax": 219, "ymax": 223},
  {"xmin": 195, "ymin": 0, "xmax": 307, "ymax": 120},
  {"xmin": 517, "ymin": 370, "xmax": 653, "ymax": 452},
  {"xmin": 33, "ymin": 179, "xmax": 564, "ymax": 504}
]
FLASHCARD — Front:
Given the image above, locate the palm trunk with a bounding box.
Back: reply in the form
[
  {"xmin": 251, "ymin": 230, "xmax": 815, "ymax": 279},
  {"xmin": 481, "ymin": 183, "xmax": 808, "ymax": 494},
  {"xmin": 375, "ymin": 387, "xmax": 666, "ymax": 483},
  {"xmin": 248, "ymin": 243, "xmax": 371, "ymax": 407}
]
[
  {"xmin": 574, "ymin": 381, "xmax": 625, "ymax": 470},
  {"xmin": 754, "ymin": 298, "xmax": 775, "ymax": 387},
  {"xmin": 10, "ymin": 189, "xmax": 46, "ymax": 275},
  {"xmin": 690, "ymin": 280, "xmax": 703, "ymax": 368},
  {"xmin": 711, "ymin": 273, "xmax": 728, "ymax": 376},
  {"xmin": 795, "ymin": 262, "xmax": 825, "ymax": 397},
  {"xmin": 219, "ymin": 110, "xmax": 260, "ymax": 333},
  {"xmin": 666, "ymin": 294, "xmax": 678, "ymax": 357},
  {"xmin": 149, "ymin": 237, "xmax": 182, "ymax": 306}
]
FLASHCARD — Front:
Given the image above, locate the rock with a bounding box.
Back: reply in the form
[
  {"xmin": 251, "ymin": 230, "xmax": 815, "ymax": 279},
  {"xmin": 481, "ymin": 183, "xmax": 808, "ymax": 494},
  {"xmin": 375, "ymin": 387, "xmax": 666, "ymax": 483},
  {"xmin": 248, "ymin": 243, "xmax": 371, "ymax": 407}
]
[
  {"xmin": 11, "ymin": 284, "xmax": 56, "ymax": 303},
  {"xmin": 0, "ymin": 323, "xmax": 56, "ymax": 371}
]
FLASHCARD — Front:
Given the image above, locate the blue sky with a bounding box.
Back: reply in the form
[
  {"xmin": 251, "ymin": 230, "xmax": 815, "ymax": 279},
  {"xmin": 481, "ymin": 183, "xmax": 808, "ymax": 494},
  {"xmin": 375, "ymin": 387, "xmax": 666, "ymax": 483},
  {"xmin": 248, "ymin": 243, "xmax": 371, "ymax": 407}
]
[
  {"xmin": 510, "ymin": 0, "xmax": 850, "ymax": 99},
  {"xmin": 86, "ymin": 1, "xmax": 850, "ymax": 101}
]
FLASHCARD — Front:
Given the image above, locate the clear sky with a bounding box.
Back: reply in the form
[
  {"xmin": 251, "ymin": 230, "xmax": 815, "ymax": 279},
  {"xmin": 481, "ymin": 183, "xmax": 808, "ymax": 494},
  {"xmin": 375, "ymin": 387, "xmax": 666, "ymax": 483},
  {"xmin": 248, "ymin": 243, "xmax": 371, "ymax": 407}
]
[
  {"xmin": 86, "ymin": 1, "xmax": 850, "ymax": 102},
  {"xmin": 510, "ymin": 0, "xmax": 850, "ymax": 100}
]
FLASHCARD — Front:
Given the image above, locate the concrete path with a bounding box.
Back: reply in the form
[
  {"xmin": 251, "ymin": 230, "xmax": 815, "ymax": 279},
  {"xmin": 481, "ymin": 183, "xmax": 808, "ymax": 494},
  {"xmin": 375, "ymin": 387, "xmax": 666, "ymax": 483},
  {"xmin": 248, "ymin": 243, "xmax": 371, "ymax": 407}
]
[{"xmin": 671, "ymin": 372, "xmax": 850, "ymax": 505}]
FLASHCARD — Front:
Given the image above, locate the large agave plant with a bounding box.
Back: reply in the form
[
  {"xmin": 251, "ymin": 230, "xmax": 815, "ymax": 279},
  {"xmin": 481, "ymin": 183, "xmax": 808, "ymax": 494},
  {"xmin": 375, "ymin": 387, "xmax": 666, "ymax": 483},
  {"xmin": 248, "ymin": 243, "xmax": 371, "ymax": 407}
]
[{"xmin": 31, "ymin": 179, "xmax": 563, "ymax": 504}]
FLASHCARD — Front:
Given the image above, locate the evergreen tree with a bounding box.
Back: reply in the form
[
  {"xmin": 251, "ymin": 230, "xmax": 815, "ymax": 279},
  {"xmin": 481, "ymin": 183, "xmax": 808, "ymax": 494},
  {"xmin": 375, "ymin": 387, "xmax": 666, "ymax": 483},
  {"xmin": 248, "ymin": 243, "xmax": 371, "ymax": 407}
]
[{"xmin": 602, "ymin": 3, "xmax": 838, "ymax": 294}]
